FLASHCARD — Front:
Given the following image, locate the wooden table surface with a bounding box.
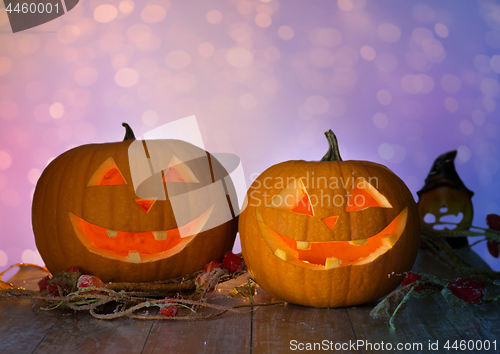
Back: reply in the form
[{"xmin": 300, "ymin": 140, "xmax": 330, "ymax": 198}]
[{"xmin": 1, "ymin": 248, "xmax": 499, "ymax": 354}]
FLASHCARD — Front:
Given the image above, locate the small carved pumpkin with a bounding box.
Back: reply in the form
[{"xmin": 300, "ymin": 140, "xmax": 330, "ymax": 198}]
[
  {"xmin": 33, "ymin": 124, "xmax": 238, "ymax": 282},
  {"xmin": 239, "ymin": 130, "xmax": 420, "ymax": 308},
  {"xmin": 417, "ymin": 150, "xmax": 473, "ymax": 248}
]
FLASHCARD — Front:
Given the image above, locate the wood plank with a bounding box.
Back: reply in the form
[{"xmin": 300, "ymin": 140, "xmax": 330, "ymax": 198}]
[
  {"xmin": 346, "ymin": 249, "xmax": 500, "ymax": 354},
  {"xmin": 0, "ymin": 300, "xmax": 64, "ymax": 354},
  {"xmin": 251, "ymin": 289, "xmax": 360, "ymax": 353},
  {"xmin": 0, "ymin": 265, "xmax": 62, "ymax": 353},
  {"xmin": 413, "ymin": 249, "xmax": 500, "ymax": 345},
  {"xmin": 143, "ymin": 276, "xmax": 252, "ymax": 354},
  {"xmin": 34, "ymin": 308, "xmax": 155, "ymax": 354}
]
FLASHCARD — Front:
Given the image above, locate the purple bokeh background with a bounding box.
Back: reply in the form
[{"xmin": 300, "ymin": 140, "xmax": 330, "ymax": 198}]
[{"xmin": 0, "ymin": 0, "xmax": 499, "ymax": 272}]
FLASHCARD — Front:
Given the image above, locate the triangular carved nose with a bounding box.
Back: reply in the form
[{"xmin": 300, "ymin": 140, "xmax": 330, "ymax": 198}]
[{"xmin": 135, "ymin": 198, "xmax": 156, "ymax": 213}]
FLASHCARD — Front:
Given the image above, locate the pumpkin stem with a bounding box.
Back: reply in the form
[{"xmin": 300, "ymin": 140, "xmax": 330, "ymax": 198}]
[
  {"xmin": 320, "ymin": 129, "xmax": 342, "ymax": 161},
  {"xmin": 122, "ymin": 123, "xmax": 136, "ymax": 141}
]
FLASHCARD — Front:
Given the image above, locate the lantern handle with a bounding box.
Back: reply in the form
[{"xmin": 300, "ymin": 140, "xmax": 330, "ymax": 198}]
[{"xmin": 321, "ymin": 129, "xmax": 342, "ymax": 162}]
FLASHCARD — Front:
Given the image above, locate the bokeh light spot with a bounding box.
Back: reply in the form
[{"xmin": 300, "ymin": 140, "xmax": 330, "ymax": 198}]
[
  {"xmin": 337, "ymin": 0, "xmax": 353, "ymax": 11},
  {"xmin": 378, "ymin": 143, "xmax": 394, "ymax": 160},
  {"xmin": 360, "ymin": 45, "xmax": 376, "ymax": 61},
  {"xmin": 119, "ymin": 0, "xmax": 135, "ymax": 13},
  {"xmin": 25, "ymin": 81, "xmax": 46, "ymax": 100},
  {"xmin": 226, "ymin": 47, "xmax": 254, "ymax": 67},
  {"xmin": 310, "ymin": 48, "xmax": 334, "ymax": 68},
  {"xmin": 142, "ymin": 110, "xmax": 159, "ymax": 126},
  {"xmin": 1, "ymin": 188, "xmax": 20, "ymax": 208},
  {"xmin": 255, "ymin": 13, "xmax": 272, "ymax": 28},
  {"xmin": 459, "ymin": 120, "xmax": 474, "ymax": 136},
  {"xmin": 471, "ymin": 110, "xmax": 485, "ymax": 125},
  {"xmin": 141, "ymin": 5, "xmax": 167, "ymax": 23},
  {"xmin": 171, "ymin": 71, "xmax": 197, "ymax": 92},
  {"xmin": 57, "ymin": 25, "xmax": 80, "ymax": 44},
  {"xmin": 0, "ymin": 57, "xmax": 13, "ymax": 76},
  {"xmin": 239, "ymin": 93, "xmax": 257, "ymax": 109},
  {"xmin": 166, "ymin": 50, "xmax": 191, "ymax": 70},
  {"xmin": 27, "ymin": 168, "xmax": 41, "ymax": 185},
  {"xmin": 206, "ymin": 9, "xmax": 223, "ymax": 24},
  {"xmin": 441, "ymin": 74, "xmax": 461, "ymax": 94},
  {"xmin": 0, "ymin": 100, "xmax": 19, "ymax": 120},
  {"xmin": 435, "ymin": 23, "xmax": 449, "ymax": 38},
  {"xmin": 377, "ymin": 89, "xmax": 392, "ymax": 105},
  {"xmin": 0, "ymin": 250, "xmax": 7, "ymax": 267},
  {"xmin": 19, "ymin": 35, "xmax": 41, "ymax": 54},
  {"xmin": 444, "ymin": 97, "xmax": 458, "ymax": 112},
  {"xmin": 278, "ymin": 25, "xmax": 294, "ymax": 40},
  {"xmin": 474, "ymin": 54, "xmax": 492, "ymax": 73},
  {"xmin": 199, "ymin": 42, "xmax": 215, "ymax": 57},
  {"xmin": 115, "ymin": 68, "xmax": 140, "ymax": 88},
  {"xmin": 0, "ymin": 151, "xmax": 12, "ymax": 170},
  {"xmin": 373, "ymin": 112, "xmax": 389, "ymax": 128},
  {"xmin": 375, "ymin": 53, "xmax": 397, "ymax": 72},
  {"xmin": 377, "ymin": 24, "xmax": 401, "ymax": 43},
  {"xmin": 315, "ymin": 28, "xmax": 342, "ymax": 47},
  {"xmin": 127, "ymin": 23, "xmax": 152, "ymax": 42},
  {"xmin": 305, "ymin": 95, "xmax": 330, "ymax": 115},
  {"xmin": 21, "ymin": 249, "xmax": 44, "ymax": 265},
  {"xmin": 49, "ymin": 102, "xmax": 64, "ymax": 119},
  {"xmin": 490, "ymin": 55, "xmax": 500, "ymax": 73},
  {"xmin": 457, "ymin": 145, "xmax": 471, "ymax": 163},
  {"xmin": 481, "ymin": 77, "xmax": 500, "ymax": 96},
  {"xmin": 94, "ymin": 4, "xmax": 118, "ymax": 23},
  {"xmin": 75, "ymin": 67, "xmax": 99, "ymax": 87}
]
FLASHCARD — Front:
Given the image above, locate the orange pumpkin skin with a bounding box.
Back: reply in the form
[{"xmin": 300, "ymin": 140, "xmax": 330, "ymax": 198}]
[
  {"xmin": 239, "ymin": 131, "xmax": 420, "ymax": 308},
  {"xmin": 33, "ymin": 126, "xmax": 237, "ymax": 283}
]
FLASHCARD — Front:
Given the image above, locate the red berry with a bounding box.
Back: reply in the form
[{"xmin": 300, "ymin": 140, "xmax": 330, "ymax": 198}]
[
  {"xmin": 66, "ymin": 266, "xmax": 80, "ymax": 273},
  {"xmin": 486, "ymin": 214, "xmax": 500, "ymax": 231},
  {"xmin": 204, "ymin": 260, "xmax": 222, "ymax": 273},
  {"xmin": 160, "ymin": 297, "xmax": 179, "ymax": 317},
  {"xmin": 487, "ymin": 240, "xmax": 500, "ymax": 258},
  {"xmin": 77, "ymin": 275, "xmax": 104, "ymax": 289},
  {"xmin": 47, "ymin": 284, "xmax": 60, "ymax": 296},
  {"xmin": 223, "ymin": 252, "xmax": 244, "ymax": 275},
  {"xmin": 160, "ymin": 306, "xmax": 179, "ymax": 317},
  {"xmin": 447, "ymin": 278, "xmax": 485, "ymax": 304},
  {"xmin": 38, "ymin": 276, "xmax": 50, "ymax": 291},
  {"xmin": 401, "ymin": 272, "xmax": 423, "ymax": 292}
]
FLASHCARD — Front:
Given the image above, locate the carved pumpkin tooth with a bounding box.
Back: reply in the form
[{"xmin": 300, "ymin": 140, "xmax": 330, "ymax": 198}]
[
  {"xmin": 348, "ymin": 238, "xmax": 367, "ymax": 246},
  {"xmin": 127, "ymin": 251, "xmax": 142, "ymax": 263},
  {"xmin": 325, "ymin": 257, "xmax": 340, "ymax": 269},
  {"xmin": 153, "ymin": 230, "xmax": 167, "ymax": 241},
  {"xmin": 296, "ymin": 241, "xmax": 310, "ymax": 250},
  {"xmin": 274, "ymin": 248, "xmax": 293, "ymax": 261},
  {"xmin": 382, "ymin": 234, "xmax": 396, "ymax": 248},
  {"xmin": 107, "ymin": 229, "xmax": 118, "ymax": 238}
]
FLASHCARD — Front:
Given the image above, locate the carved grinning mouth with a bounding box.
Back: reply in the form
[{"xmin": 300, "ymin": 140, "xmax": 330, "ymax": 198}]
[
  {"xmin": 256, "ymin": 207, "xmax": 408, "ymax": 270},
  {"xmin": 69, "ymin": 206, "xmax": 214, "ymax": 263}
]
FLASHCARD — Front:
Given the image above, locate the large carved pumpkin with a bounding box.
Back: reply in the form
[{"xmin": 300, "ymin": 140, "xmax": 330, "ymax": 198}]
[
  {"xmin": 239, "ymin": 130, "xmax": 420, "ymax": 308},
  {"xmin": 33, "ymin": 124, "xmax": 238, "ymax": 283}
]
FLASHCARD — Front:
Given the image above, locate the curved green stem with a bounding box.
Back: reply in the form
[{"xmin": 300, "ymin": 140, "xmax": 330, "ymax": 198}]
[{"xmin": 320, "ymin": 129, "xmax": 342, "ymax": 161}]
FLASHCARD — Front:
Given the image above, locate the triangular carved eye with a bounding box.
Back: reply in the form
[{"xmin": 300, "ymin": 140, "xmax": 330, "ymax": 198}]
[
  {"xmin": 162, "ymin": 155, "xmax": 200, "ymax": 183},
  {"xmin": 268, "ymin": 178, "xmax": 314, "ymax": 216},
  {"xmin": 346, "ymin": 178, "xmax": 392, "ymax": 212},
  {"xmin": 88, "ymin": 157, "xmax": 127, "ymax": 186}
]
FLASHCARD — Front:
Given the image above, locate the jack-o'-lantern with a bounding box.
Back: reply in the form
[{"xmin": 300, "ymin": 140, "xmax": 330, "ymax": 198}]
[
  {"xmin": 417, "ymin": 150, "xmax": 473, "ymax": 248},
  {"xmin": 239, "ymin": 130, "xmax": 420, "ymax": 308},
  {"xmin": 33, "ymin": 124, "xmax": 238, "ymax": 283}
]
